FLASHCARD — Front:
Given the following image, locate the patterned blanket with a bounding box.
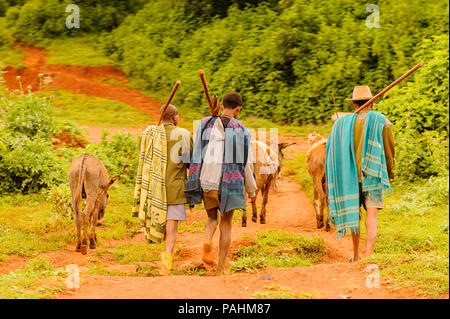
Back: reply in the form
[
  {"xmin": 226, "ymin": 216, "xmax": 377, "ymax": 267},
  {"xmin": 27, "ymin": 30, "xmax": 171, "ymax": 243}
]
[
  {"xmin": 326, "ymin": 114, "xmax": 360, "ymax": 239},
  {"xmin": 185, "ymin": 116, "xmax": 251, "ymax": 213},
  {"xmin": 132, "ymin": 125, "xmax": 168, "ymax": 243}
]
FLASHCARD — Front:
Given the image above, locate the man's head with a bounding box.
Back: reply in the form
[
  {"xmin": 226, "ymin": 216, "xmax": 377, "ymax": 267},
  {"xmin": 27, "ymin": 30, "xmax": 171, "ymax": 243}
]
[
  {"xmin": 222, "ymin": 92, "xmax": 242, "ymax": 118},
  {"xmin": 160, "ymin": 104, "xmax": 179, "ymax": 125},
  {"xmin": 347, "ymin": 86, "xmax": 373, "ymax": 112},
  {"xmin": 352, "ymin": 99, "xmax": 373, "ymax": 111}
]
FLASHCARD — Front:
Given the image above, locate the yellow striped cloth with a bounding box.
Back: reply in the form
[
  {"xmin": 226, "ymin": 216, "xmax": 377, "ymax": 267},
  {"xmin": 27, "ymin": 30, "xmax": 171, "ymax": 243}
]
[{"xmin": 132, "ymin": 125, "xmax": 167, "ymax": 243}]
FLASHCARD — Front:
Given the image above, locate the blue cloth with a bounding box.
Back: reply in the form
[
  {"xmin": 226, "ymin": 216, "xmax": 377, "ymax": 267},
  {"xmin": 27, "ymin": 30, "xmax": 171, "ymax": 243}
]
[
  {"xmin": 361, "ymin": 111, "xmax": 393, "ymax": 202},
  {"xmin": 326, "ymin": 113, "xmax": 360, "ymax": 239},
  {"xmin": 185, "ymin": 116, "xmax": 250, "ymax": 214}
]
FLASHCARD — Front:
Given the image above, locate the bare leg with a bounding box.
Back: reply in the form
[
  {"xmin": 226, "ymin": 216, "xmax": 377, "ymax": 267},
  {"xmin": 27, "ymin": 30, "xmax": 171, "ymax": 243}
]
[
  {"xmin": 203, "ymin": 208, "xmax": 218, "ymax": 265},
  {"xmin": 241, "ymin": 208, "xmax": 247, "ymax": 227},
  {"xmin": 365, "ymin": 208, "xmax": 378, "ymax": 257},
  {"xmin": 216, "ymin": 211, "xmax": 234, "ymax": 275},
  {"xmin": 350, "ymin": 208, "xmax": 362, "ymax": 262},
  {"xmin": 351, "ymin": 231, "xmax": 360, "ymax": 262},
  {"xmin": 165, "ymin": 220, "xmax": 178, "ymax": 253}
]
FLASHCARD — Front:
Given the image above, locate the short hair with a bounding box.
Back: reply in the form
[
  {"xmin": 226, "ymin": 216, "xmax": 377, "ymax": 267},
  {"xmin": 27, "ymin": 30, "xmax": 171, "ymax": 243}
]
[
  {"xmin": 160, "ymin": 104, "xmax": 178, "ymax": 121},
  {"xmin": 353, "ymin": 99, "xmax": 370, "ymax": 108},
  {"xmin": 222, "ymin": 92, "xmax": 242, "ymax": 109}
]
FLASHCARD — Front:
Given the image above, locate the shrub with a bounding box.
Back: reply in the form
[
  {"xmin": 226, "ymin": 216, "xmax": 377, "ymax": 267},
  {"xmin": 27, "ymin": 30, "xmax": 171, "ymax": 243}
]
[
  {"xmin": 378, "ymin": 34, "xmax": 449, "ymax": 181},
  {"xmin": 47, "ymin": 184, "xmax": 73, "ymax": 221},
  {"xmin": 84, "ymin": 130, "xmax": 138, "ymax": 185}
]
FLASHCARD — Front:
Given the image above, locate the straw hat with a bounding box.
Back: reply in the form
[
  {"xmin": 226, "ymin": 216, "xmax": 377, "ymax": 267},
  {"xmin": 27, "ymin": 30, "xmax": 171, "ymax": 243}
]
[{"xmin": 346, "ymin": 86, "xmax": 373, "ymax": 101}]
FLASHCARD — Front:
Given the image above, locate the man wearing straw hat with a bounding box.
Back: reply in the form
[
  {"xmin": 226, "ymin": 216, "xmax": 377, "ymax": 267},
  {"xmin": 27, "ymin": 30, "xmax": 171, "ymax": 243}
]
[
  {"xmin": 132, "ymin": 104, "xmax": 193, "ymax": 275},
  {"xmin": 326, "ymin": 85, "xmax": 395, "ymax": 261}
]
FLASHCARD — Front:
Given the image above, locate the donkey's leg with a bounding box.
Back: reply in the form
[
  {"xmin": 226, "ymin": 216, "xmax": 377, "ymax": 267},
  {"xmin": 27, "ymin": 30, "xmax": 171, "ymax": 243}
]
[
  {"xmin": 80, "ymin": 198, "xmax": 95, "ymax": 255},
  {"xmin": 251, "ymin": 190, "xmax": 259, "ymax": 223},
  {"xmin": 89, "ymin": 208, "xmax": 98, "ymax": 249},
  {"xmin": 75, "ymin": 211, "xmax": 82, "ymax": 252},
  {"xmin": 260, "ymin": 185, "xmax": 270, "ymax": 224}
]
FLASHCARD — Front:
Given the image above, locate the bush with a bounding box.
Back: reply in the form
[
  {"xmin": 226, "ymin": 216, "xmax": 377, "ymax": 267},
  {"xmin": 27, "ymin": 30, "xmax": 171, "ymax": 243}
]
[
  {"xmin": 47, "ymin": 184, "xmax": 73, "ymax": 221},
  {"xmin": 5, "ymin": 0, "xmax": 147, "ymax": 44},
  {"xmin": 378, "ymin": 35, "xmax": 449, "ymax": 181},
  {"xmin": 103, "ymin": 0, "xmax": 449, "ymax": 124},
  {"xmin": 84, "ymin": 130, "xmax": 138, "ymax": 185}
]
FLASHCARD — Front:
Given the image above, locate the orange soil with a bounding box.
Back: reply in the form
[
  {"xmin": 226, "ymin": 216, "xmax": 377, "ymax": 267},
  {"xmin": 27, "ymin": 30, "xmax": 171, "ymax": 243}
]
[{"xmin": 0, "ymin": 45, "xmax": 434, "ymax": 299}]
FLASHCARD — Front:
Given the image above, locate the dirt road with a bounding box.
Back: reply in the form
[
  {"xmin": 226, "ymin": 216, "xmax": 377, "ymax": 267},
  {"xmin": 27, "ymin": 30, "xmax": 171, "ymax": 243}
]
[{"xmin": 1, "ymin": 45, "xmax": 421, "ymax": 299}]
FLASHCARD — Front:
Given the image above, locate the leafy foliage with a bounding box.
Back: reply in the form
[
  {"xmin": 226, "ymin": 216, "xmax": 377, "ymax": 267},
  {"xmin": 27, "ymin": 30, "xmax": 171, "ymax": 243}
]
[
  {"xmin": 378, "ymin": 34, "xmax": 449, "ymax": 181},
  {"xmin": 5, "ymin": 0, "xmax": 147, "ymax": 44},
  {"xmin": 103, "ymin": 0, "xmax": 449, "ymax": 124}
]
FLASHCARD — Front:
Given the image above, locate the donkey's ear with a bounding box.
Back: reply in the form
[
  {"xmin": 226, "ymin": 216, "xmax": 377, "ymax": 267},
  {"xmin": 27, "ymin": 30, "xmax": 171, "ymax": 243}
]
[{"xmin": 107, "ymin": 175, "xmax": 120, "ymax": 189}]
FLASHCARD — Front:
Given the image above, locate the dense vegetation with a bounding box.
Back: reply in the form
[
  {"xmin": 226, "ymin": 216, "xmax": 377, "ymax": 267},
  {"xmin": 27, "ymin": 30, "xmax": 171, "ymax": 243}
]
[{"xmin": 0, "ymin": 78, "xmax": 139, "ymax": 193}]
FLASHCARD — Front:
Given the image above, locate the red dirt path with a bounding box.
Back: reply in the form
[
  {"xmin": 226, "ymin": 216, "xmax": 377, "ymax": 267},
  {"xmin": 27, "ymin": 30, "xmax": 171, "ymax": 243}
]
[{"xmin": 0, "ymin": 45, "xmax": 429, "ymax": 299}]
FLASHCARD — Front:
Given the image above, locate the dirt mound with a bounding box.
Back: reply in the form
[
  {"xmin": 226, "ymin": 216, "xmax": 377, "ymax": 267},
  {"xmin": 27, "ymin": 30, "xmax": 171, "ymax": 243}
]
[{"xmin": 52, "ymin": 130, "xmax": 88, "ymax": 149}]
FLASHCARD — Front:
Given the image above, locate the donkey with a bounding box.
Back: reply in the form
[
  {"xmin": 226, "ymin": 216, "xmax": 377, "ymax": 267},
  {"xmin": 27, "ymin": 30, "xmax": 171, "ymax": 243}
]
[
  {"xmin": 242, "ymin": 141, "xmax": 295, "ymax": 226},
  {"xmin": 69, "ymin": 153, "xmax": 119, "ymax": 254},
  {"xmin": 306, "ymin": 133, "xmax": 330, "ymax": 231}
]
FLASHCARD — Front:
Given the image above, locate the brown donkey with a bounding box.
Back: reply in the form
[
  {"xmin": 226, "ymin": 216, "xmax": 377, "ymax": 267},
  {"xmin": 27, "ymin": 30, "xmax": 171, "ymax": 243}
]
[
  {"xmin": 306, "ymin": 133, "xmax": 330, "ymax": 231},
  {"xmin": 69, "ymin": 154, "xmax": 119, "ymax": 254},
  {"xmin": 242, "ymin": 141, "xmax": 295, "ymax": 226}
]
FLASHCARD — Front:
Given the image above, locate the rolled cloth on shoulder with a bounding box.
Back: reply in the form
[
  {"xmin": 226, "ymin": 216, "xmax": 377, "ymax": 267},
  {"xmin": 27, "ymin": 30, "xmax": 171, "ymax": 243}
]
[
  {"xmin": 132, "ymin": 125, "xmax": 167, "ymax": 244},
  {"xmin": 325, "ymin": 114, "xmax": 360, "ymax": 239},
  {"xmin": 185, "ymin": 116, "xmax": 251, "ymax": 213}
]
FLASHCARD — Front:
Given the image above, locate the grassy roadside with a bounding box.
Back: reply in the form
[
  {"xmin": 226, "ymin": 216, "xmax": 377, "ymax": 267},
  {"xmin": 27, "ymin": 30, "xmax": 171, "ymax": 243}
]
[
  {"xmin": 44, "ymin": 36, "xmax": 113, "ymax": 66},
  {"xmin": 281, "ymin": 149, "xmax": 449, "ymax": 298},
  {"xmin": 45, "ymin": 89, "xmax": 152, "ymax": 129}
]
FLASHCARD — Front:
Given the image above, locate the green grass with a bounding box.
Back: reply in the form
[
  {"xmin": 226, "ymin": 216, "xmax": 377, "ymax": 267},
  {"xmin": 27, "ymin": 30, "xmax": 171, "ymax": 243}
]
[
  {"xmin": 45, "ymin": 89, "xmax": 152, "ymax": 128},
  {"xmin": 0, "ymin": 46, "xmax": 25, "ymax": 69},
  {"xmin": 282, "ymin": 150, "xmax": 449, "ymax": 298},
  {"xmin": 0, "ymin": 256, "xmax": 66, "ymax": 299},
  {"xmin": 252, "ymin": 285, "xmax": 318, "ymax": 299},
  {"xmin": 112, "ymin": 242, "xmax": 163, "ymax": 264},
  {"xmin": 282, "ymin": 153, "xmax": 314, "ymax": 200},
  {"xmin": 45, "ymin": 37, "xmax": 113, "ymax": 66},
  {"xmin": 0, "ymin": 182, "xmax": 141, "ymax": 260},
  {"xmin": 362, "ymin": 179, "xmax": 449, "ymax": 297},
  {"xmin": 230, "ymin": 230, "xmax": 327, "ymax": 273}
]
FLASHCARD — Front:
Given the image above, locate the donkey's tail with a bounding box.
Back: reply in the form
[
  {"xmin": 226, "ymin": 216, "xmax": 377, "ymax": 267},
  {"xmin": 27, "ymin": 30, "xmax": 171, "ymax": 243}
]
[{"xmin": 74, "ymin": 154, "xmax": 88, "ymax": 215}]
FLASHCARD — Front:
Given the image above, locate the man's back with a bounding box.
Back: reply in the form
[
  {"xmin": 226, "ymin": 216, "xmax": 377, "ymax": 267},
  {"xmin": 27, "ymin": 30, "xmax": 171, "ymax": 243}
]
[{"xmin": 353, "ymin": 112, "xmax": 395, "ymax": 182}]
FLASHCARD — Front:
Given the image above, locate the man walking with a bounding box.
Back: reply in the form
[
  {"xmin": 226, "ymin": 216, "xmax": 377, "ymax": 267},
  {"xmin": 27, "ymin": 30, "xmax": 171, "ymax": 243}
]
[
  {"xmin": 132, "ymin": 104, "xmax": 192, "ymax": 275},
  {"xmin": 326, "ymin": 86, "xmax": 395, "ymax": 261},
  {"xmin": 185, "ymin": 92, "xmax": 257, "ymax": 275}
]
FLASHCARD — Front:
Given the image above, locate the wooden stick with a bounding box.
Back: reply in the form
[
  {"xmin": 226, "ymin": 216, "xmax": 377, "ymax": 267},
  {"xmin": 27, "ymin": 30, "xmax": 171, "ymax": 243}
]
[
  {"xmin": 157, "ymin": 80, "xmax": 181, "ymax": 125},
  {"xmin": 354, "ymin": 62, "xmax": 423, "ymax": 113},
  {"xmin": 198, "ymin": 70, "xmax": 214, "ymax": 115}
]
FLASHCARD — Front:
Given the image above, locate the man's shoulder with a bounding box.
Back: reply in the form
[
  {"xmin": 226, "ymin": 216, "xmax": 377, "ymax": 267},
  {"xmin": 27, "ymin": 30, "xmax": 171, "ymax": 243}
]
[{"xmin": 171, "ymin": 126, "xmax": 190, "ymax": 136}]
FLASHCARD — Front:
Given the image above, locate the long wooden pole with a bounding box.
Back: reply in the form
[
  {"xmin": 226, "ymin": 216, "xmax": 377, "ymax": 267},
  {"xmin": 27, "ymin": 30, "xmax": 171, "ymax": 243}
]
[
  {"xmin": 354, "ymin": 62, "xmax": 423, "ymax": 113},
  {"xmin": 157, "ymin": 80, "xmax": 181, "ymax": 125},
  {"xmin": 198, "ymin": 70, "xmax": 215, "ymax": 115}
]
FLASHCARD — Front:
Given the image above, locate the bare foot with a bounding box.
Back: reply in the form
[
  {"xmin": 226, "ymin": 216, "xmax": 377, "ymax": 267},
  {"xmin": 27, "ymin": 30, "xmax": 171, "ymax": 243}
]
[
  {"xmin": 202, "ymin": 242, "xmax": 214, "ymax": 265},
  {"xmin": 215, "ymin": 267, "xmax": 224, "ymax": 276},
  {"xmin": 349, "ymin": 255, "xmax": 360, "ymax": 263}
]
